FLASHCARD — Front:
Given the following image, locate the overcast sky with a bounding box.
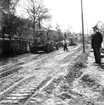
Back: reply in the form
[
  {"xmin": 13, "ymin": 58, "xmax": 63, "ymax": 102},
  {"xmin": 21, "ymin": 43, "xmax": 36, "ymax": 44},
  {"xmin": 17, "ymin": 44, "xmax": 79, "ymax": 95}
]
[{"xmin": 16, "ymin": 0, "xmax": 104, "ymax": 33}]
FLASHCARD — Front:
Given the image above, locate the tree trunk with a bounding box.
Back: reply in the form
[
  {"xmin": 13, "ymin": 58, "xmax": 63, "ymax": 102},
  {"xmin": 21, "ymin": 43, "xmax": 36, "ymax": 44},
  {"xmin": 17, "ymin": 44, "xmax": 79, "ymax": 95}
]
[{"xmin": 39, "ymin": 19, "xmax": 41, "ymax": 29}]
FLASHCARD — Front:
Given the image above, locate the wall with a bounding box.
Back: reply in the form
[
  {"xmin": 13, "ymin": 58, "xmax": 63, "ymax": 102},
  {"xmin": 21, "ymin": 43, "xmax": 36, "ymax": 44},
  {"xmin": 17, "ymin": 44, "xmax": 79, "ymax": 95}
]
[{"xmin": 0, "ymin": 39, "xmax": 30, "ymax": 56}]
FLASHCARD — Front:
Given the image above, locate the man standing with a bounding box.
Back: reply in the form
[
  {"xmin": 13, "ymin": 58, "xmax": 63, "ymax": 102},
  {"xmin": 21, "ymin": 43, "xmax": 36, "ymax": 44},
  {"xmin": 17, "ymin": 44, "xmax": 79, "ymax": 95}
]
[
  {"xmin": 63, "ymin": 40, "xmax": 68, "ymax": 51},
  {"xmin": 91, "ymin": 26, "xmax": 103, "ymax": 64}
]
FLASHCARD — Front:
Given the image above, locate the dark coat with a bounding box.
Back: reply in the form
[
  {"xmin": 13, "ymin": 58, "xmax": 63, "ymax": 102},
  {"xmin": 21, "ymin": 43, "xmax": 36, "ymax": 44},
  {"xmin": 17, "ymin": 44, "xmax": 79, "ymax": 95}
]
[{"xmin": 91, "ymin": 32, "xmax": 103, "ymax": 49}]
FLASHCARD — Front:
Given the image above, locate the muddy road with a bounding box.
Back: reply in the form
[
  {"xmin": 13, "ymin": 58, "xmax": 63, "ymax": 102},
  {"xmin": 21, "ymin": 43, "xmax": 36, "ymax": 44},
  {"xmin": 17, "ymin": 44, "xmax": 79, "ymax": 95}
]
[{"xmin": 0, "ymin": 45, "xmax": 83, "ymax": 105}]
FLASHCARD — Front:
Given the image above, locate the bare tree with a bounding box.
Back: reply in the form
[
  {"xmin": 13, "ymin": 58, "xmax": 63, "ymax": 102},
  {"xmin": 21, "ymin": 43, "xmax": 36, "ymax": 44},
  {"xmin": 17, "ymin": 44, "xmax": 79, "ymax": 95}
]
[
  {"xmin": 24, "ymin": 0, "xmax": 51, "ymax": 36},
  {"xmin": 0, "ymin": 0, "xmax": 20, "ymax": 14}
]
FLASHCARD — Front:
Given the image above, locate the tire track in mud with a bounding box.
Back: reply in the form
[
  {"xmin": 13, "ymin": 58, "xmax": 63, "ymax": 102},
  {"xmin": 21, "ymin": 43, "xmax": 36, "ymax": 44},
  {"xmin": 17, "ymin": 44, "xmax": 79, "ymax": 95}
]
[
  {"xmin": 0, "ymin": 67, "xmax": 22, "ymax": 79},
  {"xmin": 0, "ymin": 45, "xmax": 83, "ymax": 105},
  {"xmin": 23, "ymin": 45, "xmax": 83, "ymax": 105},
  {"xmin": 0, "ymin": 54, "xmax": 41, "ymax": 77},
  {"xmin": 0, "ymin": 54, "xmax": 43, "ymax": 104},
  {"xmin": 0, "ymin": 76, "xmax": 52, "ymax": 105},
  {"xmin": 0, "ymin": 77, "xmax": 23, "ymax": 93},
  {"xmin": 0, "ymin": 54, "xmax": 42, "ymax": 88}
]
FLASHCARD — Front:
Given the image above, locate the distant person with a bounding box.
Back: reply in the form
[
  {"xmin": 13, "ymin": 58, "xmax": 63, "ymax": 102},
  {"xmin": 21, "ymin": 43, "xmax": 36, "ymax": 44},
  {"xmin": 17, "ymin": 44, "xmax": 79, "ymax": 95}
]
[
  {"xmin": 91, "ymin": 26, "xmax": 103, "ymax": 64},
  {"xmin": 55, "ymin": 42, "xmax": 58, "ymax": 50},
  {"xmin": 63, "ymin": 40, "xmax": 68, "ymax": 51}
]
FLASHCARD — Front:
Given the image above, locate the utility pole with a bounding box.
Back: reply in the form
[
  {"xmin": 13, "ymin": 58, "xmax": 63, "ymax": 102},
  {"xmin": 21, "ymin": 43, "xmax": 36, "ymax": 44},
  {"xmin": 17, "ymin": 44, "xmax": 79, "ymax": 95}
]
[{"xmin": 81, "ymin": 0, "xmax": 85, "ymax": 53}]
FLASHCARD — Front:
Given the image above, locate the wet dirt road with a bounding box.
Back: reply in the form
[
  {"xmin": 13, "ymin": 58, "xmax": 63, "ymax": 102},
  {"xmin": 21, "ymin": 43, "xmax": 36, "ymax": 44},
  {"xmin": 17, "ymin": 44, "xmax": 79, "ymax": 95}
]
[{"xmin": 0, "ymin": 45, "xmax": 83, "ymax": 105}]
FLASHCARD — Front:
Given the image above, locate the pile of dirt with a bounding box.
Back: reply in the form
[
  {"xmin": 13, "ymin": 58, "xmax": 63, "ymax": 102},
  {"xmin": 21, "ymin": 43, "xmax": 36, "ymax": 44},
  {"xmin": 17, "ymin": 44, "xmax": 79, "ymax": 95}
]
[{"xmin": 65, "ymin": 53, "xmax": 88, "ymax": 84}]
